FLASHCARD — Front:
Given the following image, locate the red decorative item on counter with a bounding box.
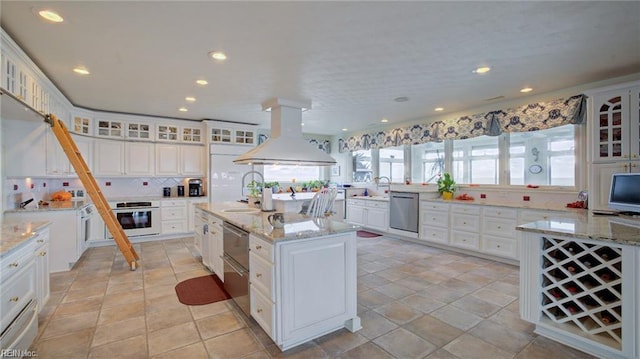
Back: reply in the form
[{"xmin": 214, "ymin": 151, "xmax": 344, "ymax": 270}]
[
  {"xmin": 566, "ymin": 200, "xmax": 585, "ymax": 208},
  {"xmin": 526, "ymin": 184, "xmax": 539, "ymax": 188},
  {"xmin": 455, "ymin": 193, "xmax": 474, "ymax": 201}
]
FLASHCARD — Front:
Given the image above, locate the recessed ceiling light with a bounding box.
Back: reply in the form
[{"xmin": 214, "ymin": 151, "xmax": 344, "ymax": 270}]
[
  {"xmin": 196, "ymin": 79, "xmax": 208, "ymax": 85},
  {"xmin": 520, "ymin": 87, "xmax": 533, "ymax": 93},
  {"xmin": 381, "ymin": 118, "xmax": 389, "ymax": 123},
  {"xmin": 209, "ymin": 51, "xmax": 227, "ymax": 61},
  {"xmin": 185, "ymin": 96, "xmax": 196, "ymax": 102},
  {"xmin": 472, "ymin": 66, "xmax": 491, "ymax": 74},
  {"xmin": 301, "ymin": 123, "xmax": 305, "ymax": 126},
  {"xmin": 434, "ymin": 107, "xmax": 444, "ymax": 112},
  {"xmin": 394, "ymin": 96, "xmax": 409, "ymax": 103},
  {"xmin": 38, "ymin": 9, "xmax": 64, "ymax": 23},
  {"xmin": 73, "ymin": 67, "xmax": 90, "ymax": 75},
  {"xmin": 178, "ymin": 107, "xmax": 188, "ymax": 112},
  {"xmin": 342, "ymin": 128, "xmax": 348, "ymax": 131}
]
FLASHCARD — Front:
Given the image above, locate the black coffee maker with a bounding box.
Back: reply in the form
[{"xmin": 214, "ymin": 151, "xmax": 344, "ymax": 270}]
[{"xmin": 189, "ymin": 179, "xmax": 203, "ymax": 197}]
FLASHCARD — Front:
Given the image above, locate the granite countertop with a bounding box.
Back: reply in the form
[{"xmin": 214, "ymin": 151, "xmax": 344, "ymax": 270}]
[
  {"xmin": 420, "ymin": 197, "xmax": 585, "ymax": 213},
  {"xmin": 272, "ymin": 193, "xmax": 346, "ymax": 202},
  {"xmin": 516, "ymin": 214, "xmax": 640, "ymax": 246},
  {"xmin": 0, "ymin": 221, "xmax": 51, "ymax": 257},
  {"xmin": 106, "ymin": 196, "xmax": 207, "ymax": 203},
  {"xmin": 347, "ymin": 195, "xmax": 389, "ymax": 202},
  {"xmin": 4, "ymin": 200, "xmax": 91, "ymax": 213},
  {"xmin": 196, "ymin": 202, "xmax": 358, "ymax": 243}
]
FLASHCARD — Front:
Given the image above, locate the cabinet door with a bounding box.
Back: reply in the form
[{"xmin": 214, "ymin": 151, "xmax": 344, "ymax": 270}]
[
  {"xmin": 74, "ymin": 135, "xmax": 93, "ymax": 174},
  {"xmin": 279, "ymin": 234, "xmax": 357, "ymax": 345},
  {"xmin": 96, "ymin": 119, "xmax": 124, "ymax": 138},
  {"xmin": 125, "ymin": 142, "xmax": 155, "ymax": 176},
  {"xmin": 591, "ymin": 90, "xmax": 631, "ymax": 162},
  {"xmin": 2, "ymin": 119, "xmax": 47, "ymax": 177},
  {"xmin": 365, "ymin": 207, "xmax": 388, "ymax": 231},
  {"xmin": 346, "ymin": 205, "xmax": 365, "ymax": 225},
  {"xmin": 181, "ymin": 146, "xmax": 204, "ymax": 176},
  {"xmin": 34, "ymin": 237, "xmax": 50, "ymax": 311},
  {"xmin": 94, "ymin": 140, "xmax": 124, "ymax": 176},
  {"xmin": 155, "ymin": 144, "xmax": 180, "ymax": 175},
  {"xmin": 630, "ymin": 87, "xmax": 640, "ymax": 159},
  {"xmin": 590, "ymin": 162, "xmax": 637, "ymax": 211},
  {"xmin": 46, "ymin": 128, "xmax": 69, "ymax": 175}
]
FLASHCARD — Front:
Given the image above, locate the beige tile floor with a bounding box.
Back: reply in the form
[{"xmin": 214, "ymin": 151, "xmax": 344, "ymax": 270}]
[{"xmin": 31, "ymin": 235, "xmax": 596, "ymax": 359}]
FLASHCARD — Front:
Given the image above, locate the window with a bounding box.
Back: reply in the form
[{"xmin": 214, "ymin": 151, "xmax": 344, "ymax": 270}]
[
  {"xmin": 411, "ymin": 142, "xmax": 445, "ymax": 183},
  {"xmin": 452, "ymin": 136, "xmax": 500, "ymax": 184},
  {"xmin": 352, "ymin": 150, "xmax": 372, "ymax": 182},
  {"xmin": 509, "ymin": 125, "xmax": 576, "ymax": 186},
  {"xmin": 379, "ymin": 146, "xmax": 405, "ymax": 183},
  {"xmin": 263, "ymin": 165, "xmax": 320, "ymax": 182}
]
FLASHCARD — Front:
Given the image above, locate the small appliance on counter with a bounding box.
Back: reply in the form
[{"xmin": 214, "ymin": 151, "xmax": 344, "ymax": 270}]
[
  {"xmin": 189, "ymin": 179, "xmax": 204, "ymax": 196},
  {"xmin": 177, "ymin": 185, "xmax": 185, "ymax": 197},
  {"xmin": 163, "ymin": 187, "xmax": 171, "ymax": 197}
]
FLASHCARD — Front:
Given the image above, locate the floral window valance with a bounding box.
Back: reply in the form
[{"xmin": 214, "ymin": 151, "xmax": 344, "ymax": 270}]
[
  {"xmin": 258, "ymin": 134, "xmax": 331, "ymax": 154},
  {"xmin": 338, "ymin": 94, "xmax": 586, "ymax": 153}
]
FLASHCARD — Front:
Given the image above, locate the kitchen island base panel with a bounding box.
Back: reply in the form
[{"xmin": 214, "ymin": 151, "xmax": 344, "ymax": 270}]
[{"xmin": 535, "ymin": 324, "xmax": 629, "ymax": 359}]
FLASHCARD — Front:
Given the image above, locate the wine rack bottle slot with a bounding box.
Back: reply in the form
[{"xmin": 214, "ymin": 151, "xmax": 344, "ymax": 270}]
[{"xmin": 540, "ymin": 237, "xmax": 624, "ymax": 346}]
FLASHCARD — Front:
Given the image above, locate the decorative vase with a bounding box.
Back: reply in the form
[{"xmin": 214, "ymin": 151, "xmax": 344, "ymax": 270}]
[{"xmin": 442, "ymin": 191, "xmax": 454, "ymax": 200}]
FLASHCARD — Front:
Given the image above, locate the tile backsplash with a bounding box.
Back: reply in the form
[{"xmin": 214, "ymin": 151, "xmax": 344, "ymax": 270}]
[{"xmin": 4, "ymin": 177, "xmax": 201, "ymax": 209}]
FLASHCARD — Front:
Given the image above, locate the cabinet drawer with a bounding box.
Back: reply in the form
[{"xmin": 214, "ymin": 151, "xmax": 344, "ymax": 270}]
[
  {"xmin": 0, "ymin": 242, "xmax": 36, "ymax": 283},
  {"xmin": 483, "ymin": 217, "xmax": 517, "ymax": 238},
  {"xmin": 450, "ymin": 230, "xmax": 480, "ymax": 250},
  {"xmin": 420, "ymin": 201, "xmax": 449, "ymax": 212},
  {"xmin": 161, "ymin": 199, "xmax": 187, "ymax": 207},
  {"xmin": 250, "ymin": 286, "xmax": 275, "ymax": 338},
  {"xmin": 483, "ymin": 207, "xmax": 517, "ymax": 219},
  {"xmin": 250, "ymin": 235, "xmax": 274, "ymax": 263},
  {"xmin": 249, "ymin": 253, "xmax": 274, "ymax": 301},
  {"xmin": 161, "ymin": 207, "xmax": 187, "ymax": 220},
  {"xmin": 518, "ymin": 209, "xmax": 570, "ymax": 224},
  {"xmin": 451, "ymin": 204, "xmax": 481, "ymax": 216},
  {"xmin": 420, "ymin": 226, "xmax": 448, "ymax": 244},
  {"xmin": 366, "ymin": 200, "xmax": 388, "ymax": 209},
  {"xmin": 482, "ymin": 235, "xmax": 518, "ymax": 259},
  {"xmin": 161, "ymin": 220, "xmax": 187, "ymax": 234},
  {"xmin": 208, "ymin": 215, "xmax": 223, "ymax": 227},
  {"xmin": 421, "ymin": 211, "xmax": 449, "ymax": 228},
  {"xmin": 1, "ymin": 260, "xmax": 35, "ymax": 332},
  {"xmin": 450, "ymin": 214, "xmax": 480, "ymax": 232},
  {"xmin": 346, "ymin": 198, "xmax": 366, "ymax": 206}
]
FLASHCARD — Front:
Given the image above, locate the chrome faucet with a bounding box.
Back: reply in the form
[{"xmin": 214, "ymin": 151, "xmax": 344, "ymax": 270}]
[
  {"xmin": 241, "ymin": 170, "xmax": 264, "ymax": 207},
  {"xmin": 374, "ymin": 176, "xmax": 391, "ymax": 190}
]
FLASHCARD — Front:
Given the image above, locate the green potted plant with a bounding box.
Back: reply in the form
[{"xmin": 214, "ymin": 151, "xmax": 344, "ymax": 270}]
[
  {"xmin": 264, "ymin": 181, "xmax": 280, "ymax": 193},
  {"xmin": 437, "ymin": 173, "xmax": 456, "ymax": 200}
]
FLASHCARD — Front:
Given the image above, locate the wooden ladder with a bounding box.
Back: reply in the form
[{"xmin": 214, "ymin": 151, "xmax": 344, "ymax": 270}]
[{"xmin": 45, "ymin": 114, "xmax": 139, "ymax": 270}]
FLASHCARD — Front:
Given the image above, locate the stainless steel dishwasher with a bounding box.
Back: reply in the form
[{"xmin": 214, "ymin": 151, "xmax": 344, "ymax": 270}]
[
  {"xmin": 222, "ymin": 222, "xmax": 250, "ymax": 316},
  {"xmin": 389, "ymin": 191, "xmax": 419, "ymax": 233}
]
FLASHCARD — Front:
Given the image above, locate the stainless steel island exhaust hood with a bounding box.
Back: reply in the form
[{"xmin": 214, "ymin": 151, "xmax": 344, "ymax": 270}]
[{"xmin": 234, "ymin": 98, "xmax": 336, "ymax": 166}]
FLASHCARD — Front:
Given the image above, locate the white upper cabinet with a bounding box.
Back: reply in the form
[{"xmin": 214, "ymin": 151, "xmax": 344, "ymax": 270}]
[
  {"xmin": 94, "ymin": 140, "xmax": 125, "ymax": 176},
  {"xmin": 71, "ymin": 114, "xmax": 92, "ymax": 135},
  {"xmin": 125, "ymin": 122, "xmax": 152, "ymax": 140},
  {"xmin": 2, "ymin": 118, "xmax": 47, "ymax": 177},
  {"xmin": 182, "ymin": 126, "xmax": 203, "ymax": 143},
  {"xmin": 207, "ymin": 123, "xmax": 255, "ymax": 146},
  {"xmin": 95, "ymin": 119, "xmax": 124, "ymax": 138},
  {"xmin": 155, "ymin": 144, "xmax": 181, "ymax": 175},
  {"xmin": 157, "ymin": 124, "xmax": 179, "ymax": 142},
  {"xmin": 155, "ymin": 144, "xmax": 204, "ymax": 176},
  {"xmin": 125, "ymin": 142, "xmax": 155, "ymax": 176},
  {"xmin": 591, "ymin": 85, "xmax": 640, "ymax": 163}
]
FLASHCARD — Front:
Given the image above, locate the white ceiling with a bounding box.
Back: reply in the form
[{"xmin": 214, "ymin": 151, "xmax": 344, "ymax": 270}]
[{"xmin": 1, "ymin": 1, "xmax": 639, "ymax": 135}]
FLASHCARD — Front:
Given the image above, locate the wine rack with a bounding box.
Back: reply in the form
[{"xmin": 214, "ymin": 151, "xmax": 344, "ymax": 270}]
[{"xmin": 541, "ymin": 237, "xmax": 622, "ymax": 348}]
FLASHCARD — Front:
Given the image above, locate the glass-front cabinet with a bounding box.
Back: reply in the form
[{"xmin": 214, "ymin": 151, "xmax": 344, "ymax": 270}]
[
  {"xmin": 234, "ymin": 129, "xmax": 254, "ymax": 145},
  {"xmin": 72, "ymin": 116, "xmax": 92, "ymax": 135},
  {"xmin": 157, "ymin": 124, "xmax": 179, "ymax": 141},
  {"xmin": 591, "ymin": 87, "xmax": 640, "ymax": 163},
  {"xmin": 182, "ymin": 127, "xmax": 202, "ymax": 143},
  {"xmin": 96, "ymin": 119, "xmax": 124, "ymax": 138},
  {"xmin": 210, "ymin": 128, "xmax": 232, "ymax": 143},
  {"xmin": 126, "ymin": 122, "xmax": 152, "ymax": 140}
]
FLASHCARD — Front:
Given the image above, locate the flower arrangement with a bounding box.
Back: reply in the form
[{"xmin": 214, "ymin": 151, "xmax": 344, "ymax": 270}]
[{"xmin": 437, "ymin": 173, "xmax": 456, "ymax": 200}]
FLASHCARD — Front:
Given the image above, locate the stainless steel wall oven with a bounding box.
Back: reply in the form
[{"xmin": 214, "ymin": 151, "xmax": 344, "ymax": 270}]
[{"xmin": 109, "ymin": 201, "xmax": 160, "ymax": 237}]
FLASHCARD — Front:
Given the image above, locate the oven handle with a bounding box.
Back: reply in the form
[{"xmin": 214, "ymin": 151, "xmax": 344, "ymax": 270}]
[
  {"xmin": 223, "ymin": 223, "xmax": 248, "ymax": 238},
  {"xmin": 221, "ymin": 254, "xmax": 246, "ymax": 277}
]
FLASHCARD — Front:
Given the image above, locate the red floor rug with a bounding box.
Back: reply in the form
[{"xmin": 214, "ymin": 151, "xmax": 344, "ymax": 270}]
[
  {"xmin": 175, "ymin": 274, "xmax": 230, "ymax": 305},
  {"xmin": 357, "ymin": 230, "xmax": 382, "ymax": 238}
]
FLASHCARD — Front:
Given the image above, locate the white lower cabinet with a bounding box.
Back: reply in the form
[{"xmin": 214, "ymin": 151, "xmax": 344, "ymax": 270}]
[
  {"xmin": 449, "ymin": 204, "xmax": 481, "ymax": 251},
  {"xmin": 419, "ymin": 202, "xmax": 450, "ymax": 245},
  {"xmin": 33, "ymin": 229, "xmax": 50, "ymax": 312},
  {"xmin": 249, "ymin": 232, "xmax": 359, "ymax": 351},
  {"xmin": 481, "ymin": 207, "xmax": 518, "ymax": 260},
  {"xmin": 160, "ymin": 199, "xmax": 187, "ymax": 234},
  {"xmin": 208, "ymin": 215, "xmax": 224, "ymax": 281},
  {"xmin": 346, "ymin": 199, "xmax": 389, "ymax": 231},
  {"xmin": 193, "ymin": 208, "xmax": 206, "ymax": 256}
]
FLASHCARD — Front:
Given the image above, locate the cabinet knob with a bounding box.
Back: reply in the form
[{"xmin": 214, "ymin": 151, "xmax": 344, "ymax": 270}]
[
  {"xmin": 497, "ymin": 226, "xmax": 502, "ymax": 229},
  {"xmin": 256, "ymin": 273, "xmax": 262, "ymax": 278},
  {"xmin": 10, "ymin": 296, "xmax": 19, "ymax": 302},
  {"xmin": 37, "ymin": 239, "xmax": 44, "ymax": 243},
  {"xmin": 497, "ymin": 245, "xmax": 501, "ymax": 248},
  {"xmin": 255, "ymin": 245, "xmax": 262, "ymax": 250},
  {"xmin": 40, "ymin": 251, "xmax": 47, "ymax": 256},
  {"xmin": 463, "ymin": 222, "xmax": 467, "ymax": 225},
  {"xmin": 257, "ymin": 308, "xmax": 263, "ymax": 313},
  {"xmin": 9, "ymin": 262, "xmax": 18, "ymax": 268}
]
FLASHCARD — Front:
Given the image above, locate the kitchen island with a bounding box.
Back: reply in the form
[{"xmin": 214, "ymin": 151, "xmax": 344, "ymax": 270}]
[
  {"xmin": 517, "ymin": 214, "xmax": 640, "ymax": 359},
  {"xmin": 195, "ymin": 202, "xmax": 361, "ymax": 351}
]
